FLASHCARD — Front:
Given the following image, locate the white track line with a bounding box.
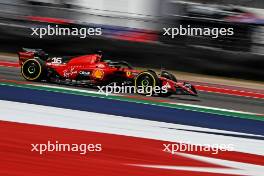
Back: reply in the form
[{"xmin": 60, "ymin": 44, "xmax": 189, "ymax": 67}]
[{"xmin": 0, "ymin": 100, "xmax": 263, "ymax": 155}]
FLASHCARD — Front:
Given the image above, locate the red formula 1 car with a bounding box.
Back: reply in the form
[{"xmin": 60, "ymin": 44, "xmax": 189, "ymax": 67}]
[{"xmin": 18, "ymin": 48, "xmax": 197, "ymax": 97}]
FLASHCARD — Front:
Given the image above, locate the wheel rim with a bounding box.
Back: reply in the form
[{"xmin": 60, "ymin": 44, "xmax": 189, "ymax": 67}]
[
  {"xmin": 28, "ymin": 65, "xmax": 36, "ymax": 74},
  {"xmin": 22, "ymin": 60, "xmax": 41, "ymax": 80},
  {"xmin": 137, "ymin": 75, "xmax": 154, "ymax": 88},
  {"xmin": 141, "ymin": 79, "xmax": 150, "ymax": 87},
  {"xmin": 135, "ymin": 72, "xmax": 157, "ymax": 95}
]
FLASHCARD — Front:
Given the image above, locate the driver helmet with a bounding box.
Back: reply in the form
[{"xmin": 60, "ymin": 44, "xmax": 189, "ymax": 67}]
[
  {"xmin": 94, "ymin": 50, "xmax": 103, "ymax": 62},
  {"xmin": 96, "ymin": 50, "xmax": 103, "ymax": 57}
]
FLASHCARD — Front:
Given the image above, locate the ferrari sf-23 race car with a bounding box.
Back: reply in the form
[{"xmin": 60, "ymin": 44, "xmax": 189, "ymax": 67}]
[{"xmin": 18, "ymin": 48, "xmax": 197, "ymax": 97}]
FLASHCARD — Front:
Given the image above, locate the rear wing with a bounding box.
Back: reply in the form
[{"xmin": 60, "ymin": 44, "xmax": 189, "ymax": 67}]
[
  {"xmin": 18, "ymin": 48, "xmax": 48, "ymax": 65},
  {"xmin": 22, "ymin": 48, "xmax": 43, "ymax": 53}
]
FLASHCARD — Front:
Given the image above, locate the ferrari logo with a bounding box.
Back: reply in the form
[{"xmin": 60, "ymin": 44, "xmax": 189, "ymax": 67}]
[{"xmin": 126, "ymin": 71, "xmax": 132, "ymax": 77}]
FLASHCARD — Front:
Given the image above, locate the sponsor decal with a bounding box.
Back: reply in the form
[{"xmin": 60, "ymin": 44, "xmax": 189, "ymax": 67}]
[
  {"xmin": 92, "ymin": 69, "xmax": 104, "ymax": 79},
  {"xmin": 63, "ymin": 67, "xmax": 77, "ymax": 78}
]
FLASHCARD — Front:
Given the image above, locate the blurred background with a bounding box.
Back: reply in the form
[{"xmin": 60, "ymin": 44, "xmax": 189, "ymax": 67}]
[{"xmin": 0, "ymin": 0, "xmax": 263, "ymax": 80}]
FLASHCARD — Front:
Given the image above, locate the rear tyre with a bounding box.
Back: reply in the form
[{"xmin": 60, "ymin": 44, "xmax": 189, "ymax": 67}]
[
  {"xmin": 21, "ymin": 58, "xmax": 45, "ymax": 81},
  {"xmin": 135, "ymin": 71, "xmax": 159, "ymax": 96}
]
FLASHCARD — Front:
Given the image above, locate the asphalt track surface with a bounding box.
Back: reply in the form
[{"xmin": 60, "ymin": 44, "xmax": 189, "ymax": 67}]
[
  {"xmin": 1, "ymin": 58, "xmax": 264, "ymax": 176},
  {"xmin": 0, "ymin": 66, "xmax": 263, "ymax": 114}
]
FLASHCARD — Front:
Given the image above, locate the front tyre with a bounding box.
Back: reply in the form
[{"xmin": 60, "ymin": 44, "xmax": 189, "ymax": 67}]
[
  {"xmin": 135, "ymin": 71, "xmax": 159, "ymax": 96},
  {"xmin": 21, "ymin": 58, "xmax": 45, "ymax": 81}
]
